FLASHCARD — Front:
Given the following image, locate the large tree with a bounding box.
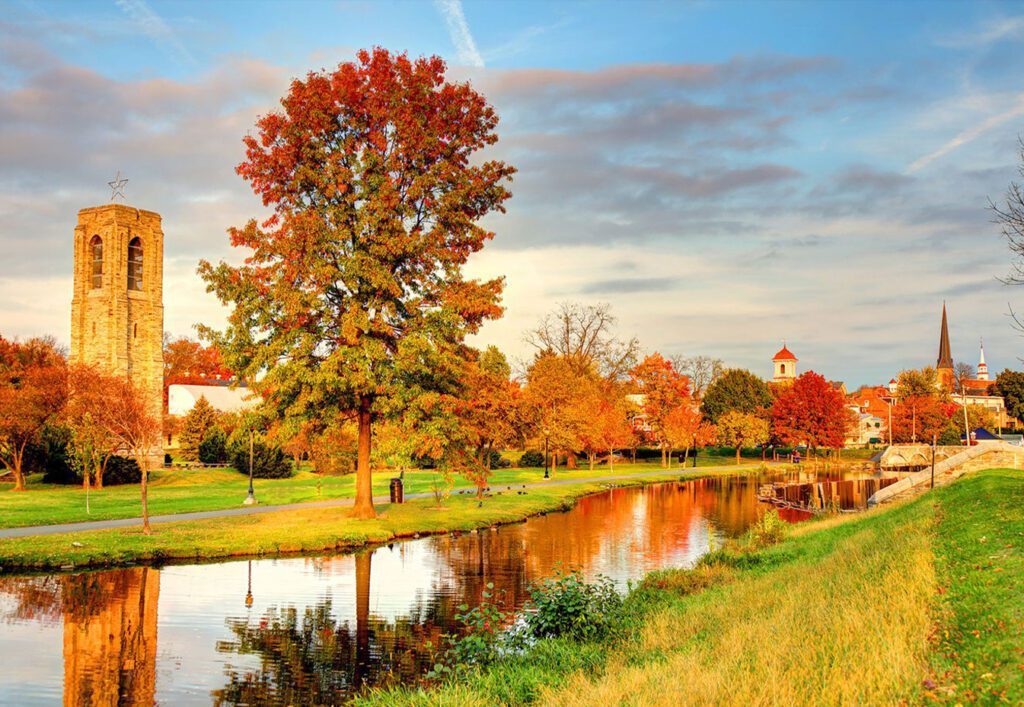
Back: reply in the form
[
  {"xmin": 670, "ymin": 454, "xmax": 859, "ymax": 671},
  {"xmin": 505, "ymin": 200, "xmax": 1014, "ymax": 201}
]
[
  {"xmin": 699, "ymin": 368, "xmax": 772, "ymax": 424},
  {"xmin": 200, "ymin": 49, "xmax": 514, "ymax": 519},
  {"xmin": 994, "ymin": 369, "xmax": 1024, "ymax": 423},
  {"xmin": 525, "ymin": 302, "xmax": 639, "ymax": 380},
  {"xmin": 770, "ymin": 371, "xmax": 852, "ymax": 454}
]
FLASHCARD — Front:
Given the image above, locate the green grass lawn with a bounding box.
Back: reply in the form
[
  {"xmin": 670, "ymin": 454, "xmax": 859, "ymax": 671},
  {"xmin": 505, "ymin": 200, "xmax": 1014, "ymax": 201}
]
[
  {"xmin": 359, "ymin": 468, "xmax": 1023, "ymax": 706},
  {"xmin": 0, "ymin": 465, "xmax": 761, "ymax": 571},
  {"xmin": 0, "ymin": 454, "xmax": 751, "ymax": 530}
]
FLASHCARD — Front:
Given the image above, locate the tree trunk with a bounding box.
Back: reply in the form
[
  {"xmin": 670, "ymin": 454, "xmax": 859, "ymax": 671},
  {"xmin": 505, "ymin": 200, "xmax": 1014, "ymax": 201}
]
[
  {"xmin": 351, "ymin": 395, "xmax": 376, "ymax": 519},
  {"xmin": 631, "ymin": 447, "xmax": 636, "ymax": 464},
  {"xmin": 588, "ymin": 452, "xmax": 595, "ymax": 471},
  {"xmin": 681, "ymin": 445, "xmax": 690, "ymax": 469},
  {"xmin": 735, "ymin": 445, "xmax": 742, "ymax": 465},
  {"xmin": 609, "ymin": 447, "xmax": 614, "ymax": 471},
  {"xmin": 661, "ymin": 445, "xmax": 667, "ymax": 468},
  {"xmin": 566, "ymin": 453, "xmax": 577, "ymax": 469},
  {"xmin": 9, "ymin": 445, "xmax": 26, "ymax": 491},
  {"xmin": 96, "ymin": 457, "xmax": 107, "ymax": 490},
  {"xmin": 138, "ymin": 454, "xmax": 152, "ymax": 535}
]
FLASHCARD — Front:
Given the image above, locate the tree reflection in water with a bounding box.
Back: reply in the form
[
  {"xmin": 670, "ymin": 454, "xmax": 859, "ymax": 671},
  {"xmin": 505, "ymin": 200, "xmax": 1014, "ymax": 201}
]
[{"xmin": 213, "ymin": 552, "xmax": 450, "ymax": 705}]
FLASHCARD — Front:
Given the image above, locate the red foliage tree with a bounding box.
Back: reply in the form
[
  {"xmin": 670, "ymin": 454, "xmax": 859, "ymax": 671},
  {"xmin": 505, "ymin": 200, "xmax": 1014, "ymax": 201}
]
[
  {"xmin": 770, "ymin": 371, "xmax": 853, "ymax": 454},
  {"xmin": 886, "ymin": 394, "xmax": 955, "ymax": 444},
  {"xmin": 200, "ymin": 49, "xmax": 514, "ymax": 519}
]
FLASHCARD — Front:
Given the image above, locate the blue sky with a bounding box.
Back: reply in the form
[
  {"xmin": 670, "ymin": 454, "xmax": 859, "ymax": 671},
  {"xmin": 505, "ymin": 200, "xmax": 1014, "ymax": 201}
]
[{"xmin": 3, "ymin": 0, "xmax": 1024, "ymax": 387}]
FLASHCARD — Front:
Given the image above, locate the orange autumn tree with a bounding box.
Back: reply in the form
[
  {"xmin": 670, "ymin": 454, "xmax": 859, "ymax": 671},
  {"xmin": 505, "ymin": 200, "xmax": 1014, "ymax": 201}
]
[
  {"xmin": 0, "ymin": 337, "xmax": 66, "ymax": 491},
  {"xmin": 200, "ymin": 49, "xmax": 514, "ymax": 519},
  {"xmin": 453, "ymin": 346, "xmax": 521, "ymax": 498},
  {"xmin": 770, "ymin": 371, "xmax": 854, "ymax": 456},
  {"xmin": 663, "ymin": 403, "xmax": 717, "ymax": 468},
  {"xmin": 523, "ymin": 352, "xmax": 592, "ymax": 472},
  {"xmin": 630, "ymin": 353, "xmax": 690, "ymax": 467}
]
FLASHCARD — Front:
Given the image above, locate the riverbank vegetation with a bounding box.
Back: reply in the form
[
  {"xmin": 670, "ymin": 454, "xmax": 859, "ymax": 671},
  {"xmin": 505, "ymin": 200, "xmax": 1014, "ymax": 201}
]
[
  {"xmin": 0, "ymin": 465, "xmax": 762, "ymax": 571},
  {"xmin": 359, "ymin": 468, "xmax": 1023, "ymax": 705},
  {"xmin": 0, "ymin": 456, "xmax": 751, "ymax": 530}
]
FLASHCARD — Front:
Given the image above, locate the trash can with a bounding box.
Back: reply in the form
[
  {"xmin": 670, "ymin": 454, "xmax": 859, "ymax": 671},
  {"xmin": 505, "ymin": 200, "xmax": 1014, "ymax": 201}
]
[{"xmin": 389, "ymin": 477, "xmax": 404, "ymax": 504}]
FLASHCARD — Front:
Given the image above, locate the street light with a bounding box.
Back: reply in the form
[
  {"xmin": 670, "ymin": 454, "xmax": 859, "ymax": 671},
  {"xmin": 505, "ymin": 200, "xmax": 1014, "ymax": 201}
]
[
  {"xmin": 245, "ymin": 560, "xmax": 253, "ymax": 608},
  {"xmin": 243, "ymin": 429, "xmax": 257, "ymax": 505},
  {"xmin": 543, "ymin": 428, "xmax": 550, "ymax": 479}
]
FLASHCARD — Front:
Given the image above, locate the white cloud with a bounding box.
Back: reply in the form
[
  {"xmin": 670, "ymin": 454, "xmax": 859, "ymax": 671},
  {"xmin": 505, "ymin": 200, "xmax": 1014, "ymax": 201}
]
[
  {"xmin": 433, "ymin": 0, "xmax": 485, "ymax": 68},
  {"xmin": 937, "ymin": 15, "xmax": 1024, "ymax": 48}
]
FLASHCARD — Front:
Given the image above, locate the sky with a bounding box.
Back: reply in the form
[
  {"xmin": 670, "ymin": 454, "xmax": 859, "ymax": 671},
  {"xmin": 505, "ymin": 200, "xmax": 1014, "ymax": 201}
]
[{"xmin": 3, "ymin": 0, "xmax": 1024, "ymax": 387}]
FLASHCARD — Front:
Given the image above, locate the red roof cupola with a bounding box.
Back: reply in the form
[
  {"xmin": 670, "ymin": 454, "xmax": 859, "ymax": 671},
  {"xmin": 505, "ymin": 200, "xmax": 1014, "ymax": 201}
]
[{"xmin": 772, "ymin": 343, "xmax": 797, "ymax": 362}]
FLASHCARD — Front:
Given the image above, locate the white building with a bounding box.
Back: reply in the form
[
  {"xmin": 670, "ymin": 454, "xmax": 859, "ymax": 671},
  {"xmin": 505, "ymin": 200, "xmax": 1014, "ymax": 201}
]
[{"xmin": 168, "ymin": 384, "xmax": 261, "ymax": 417}]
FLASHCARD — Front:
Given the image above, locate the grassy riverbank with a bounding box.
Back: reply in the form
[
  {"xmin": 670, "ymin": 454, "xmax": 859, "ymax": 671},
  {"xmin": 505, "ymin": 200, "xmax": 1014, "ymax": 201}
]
[
  {"xmin": 360, "ymin": 468, "xmax": 1023, "ymax": 706},
  {"xmin": 0, "ymin": 465, "xmax": 761, "ymax": 571},
  {"xmin": 0, "ymin": 456, "xmax": 749, "ymax": 530}
]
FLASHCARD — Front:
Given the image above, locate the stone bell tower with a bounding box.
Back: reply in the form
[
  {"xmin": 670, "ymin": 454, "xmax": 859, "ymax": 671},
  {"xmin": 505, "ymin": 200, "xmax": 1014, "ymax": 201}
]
[{"xmin": 70, "ymin": 204, "xmax": 164, "ymax": 431}]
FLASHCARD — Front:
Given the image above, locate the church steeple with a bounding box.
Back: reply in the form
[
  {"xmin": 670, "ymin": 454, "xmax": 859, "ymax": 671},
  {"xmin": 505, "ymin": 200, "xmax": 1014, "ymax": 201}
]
[
  {"xmin": 978, "ymin": 338, "xmax": 989, "ymax": 381},
  {"xmin": 937, "ymin": 302, "xmax": 953, "ymax": 369}
]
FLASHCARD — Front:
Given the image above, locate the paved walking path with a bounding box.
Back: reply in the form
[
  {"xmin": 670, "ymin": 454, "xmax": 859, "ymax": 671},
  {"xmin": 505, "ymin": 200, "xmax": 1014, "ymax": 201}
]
[{"xmin": 0, "ymin": 464, "xmax": 759, "ymax": 540}]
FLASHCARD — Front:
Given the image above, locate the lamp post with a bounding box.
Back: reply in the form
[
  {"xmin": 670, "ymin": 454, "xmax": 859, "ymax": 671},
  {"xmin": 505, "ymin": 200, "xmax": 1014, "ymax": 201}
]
[
  {"xmin": 243, "ymin": 429, "xmax": 257, "ymax": 505},
  {"xmin": 245, "ymin": 560, "xmax": 253, "ymax": 608},
  {"xmin": 543, "ymin": 428, "xmax": 550, "ymax": 479}
]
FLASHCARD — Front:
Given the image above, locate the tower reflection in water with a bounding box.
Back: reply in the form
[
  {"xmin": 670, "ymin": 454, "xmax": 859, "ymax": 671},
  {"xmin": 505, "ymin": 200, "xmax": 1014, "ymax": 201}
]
[{"xmin": 0, "ymin": 474, "xmax": 828, "ymax": 704}]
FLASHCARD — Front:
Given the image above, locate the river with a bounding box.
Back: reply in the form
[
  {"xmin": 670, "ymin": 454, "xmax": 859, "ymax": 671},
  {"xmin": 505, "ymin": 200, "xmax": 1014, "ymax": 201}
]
[{"xmin": 0, "ymin": 471, "xmax": 878, "ymax": 705}]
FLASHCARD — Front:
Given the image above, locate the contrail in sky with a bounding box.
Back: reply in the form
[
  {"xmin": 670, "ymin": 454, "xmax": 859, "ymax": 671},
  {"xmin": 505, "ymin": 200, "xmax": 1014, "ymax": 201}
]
[
  {"xmin": 434, "ymin": 0, "xmax": 485, "ymax": 68},
  {"xmin": 908, "ymin": 96, "xmax": 1024, "ymax": 173}
]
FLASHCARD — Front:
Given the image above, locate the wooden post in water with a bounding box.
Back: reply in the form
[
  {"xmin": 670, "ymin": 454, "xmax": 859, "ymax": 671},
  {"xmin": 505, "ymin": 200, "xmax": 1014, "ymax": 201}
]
[{"xmin": 930, "ymin": 435, "xmax": 936, "ymax": 489}]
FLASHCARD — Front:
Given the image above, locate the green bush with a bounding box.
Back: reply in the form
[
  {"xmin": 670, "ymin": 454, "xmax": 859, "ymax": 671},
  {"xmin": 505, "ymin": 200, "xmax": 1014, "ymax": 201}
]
[
  {"xmin": 103, "ymin": 456, "xmax": 142, "ymax": 485},
  {"xmin": 489, "ymin": 450, "xmax": 511, "ymax": 469},
  {"xmin": 38, "ymin": 424, "xmax": 76, "ymax": 484},
  {"xmin": 198, "ymin": 427, "xmax": 228, "ymax": 464},
  {"xmin": 230, "ymin": 439, "xmax": 291, "ymax": 479},
  {"xmin": 522, "ymin": 569, "xmax": 623, "ymax": 641},
  {"xmin": 518, "ymin": 450, "xmax": 544, "ymax": 468}
]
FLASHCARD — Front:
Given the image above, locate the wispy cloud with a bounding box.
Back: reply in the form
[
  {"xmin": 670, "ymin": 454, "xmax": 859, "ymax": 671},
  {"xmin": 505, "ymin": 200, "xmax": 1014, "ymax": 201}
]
[
  {"xmin": 482, "ymin": 17, "xmax": 572, "ymax": 63},
  {"xmin": 433, "ymin": 0, "xmax": 484, "ymax": 68},
  {"xmin": 907, "ymin": 95, "xmax": 1024, "ymax": 173},
  {"xmin": 114, "ymin": 0, "xmax": 196, "ymax": 66},
  {"xmin": 937, "ymin": 15, "xmax": 1024, "ymax": 48}
]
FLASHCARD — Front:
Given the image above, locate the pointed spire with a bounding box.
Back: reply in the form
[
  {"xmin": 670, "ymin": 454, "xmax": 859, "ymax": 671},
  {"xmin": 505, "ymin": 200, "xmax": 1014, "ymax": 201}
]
[
  {"xmin": 937, "ymin": 302, "xmax": 953, "ymax": 370},
  {"xmin": 978, "ymin": 337, "xmax": 989, "ymax": 380}
]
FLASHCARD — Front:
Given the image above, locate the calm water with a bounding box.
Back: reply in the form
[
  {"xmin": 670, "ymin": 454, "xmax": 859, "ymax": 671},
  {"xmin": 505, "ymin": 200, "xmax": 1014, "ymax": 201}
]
[{"xmin": 0, "ymin": 473, "xmax": 866, "ymax": 705}]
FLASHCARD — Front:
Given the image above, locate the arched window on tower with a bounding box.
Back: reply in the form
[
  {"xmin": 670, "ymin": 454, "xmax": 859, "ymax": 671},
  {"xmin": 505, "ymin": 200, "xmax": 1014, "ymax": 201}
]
[
  {"xmin": 780, "ymin": 363, "xmax": 786, "ymax": 375},
  {"xmin": 90, "ymin": 235, "xmax": 103, "ymax": 288},
  {"xmin": 127, "ymin": 237, "xmax": 143, "ymax": 291}
]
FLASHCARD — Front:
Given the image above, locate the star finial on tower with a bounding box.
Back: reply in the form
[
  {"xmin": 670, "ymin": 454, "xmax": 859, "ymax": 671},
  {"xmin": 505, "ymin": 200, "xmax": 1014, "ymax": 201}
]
[{"xmin": 108, "ymin": 171, "xmax": 128, "ymax": 202}]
